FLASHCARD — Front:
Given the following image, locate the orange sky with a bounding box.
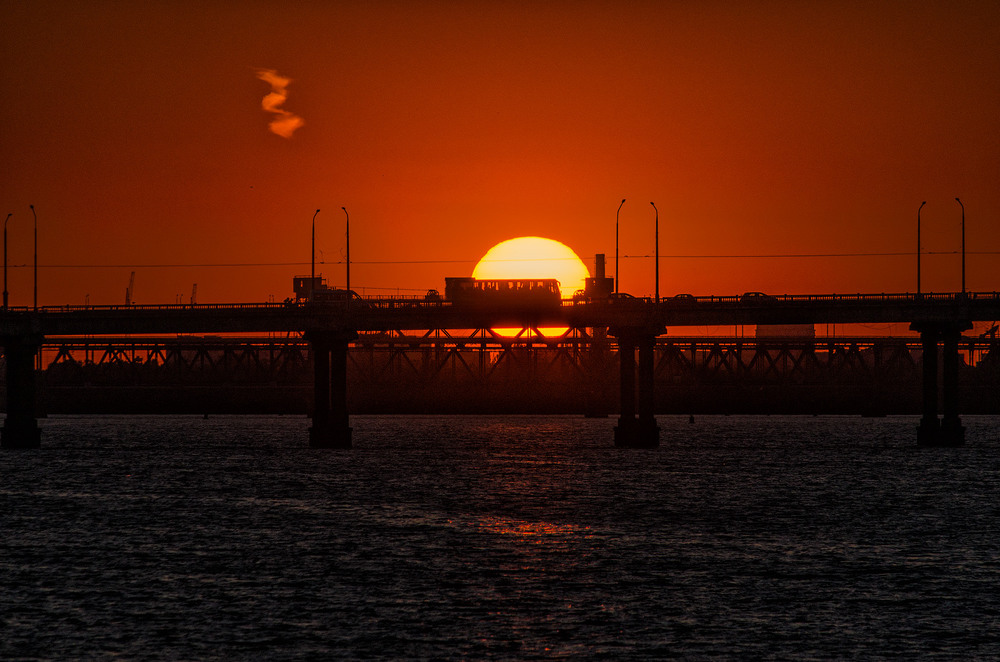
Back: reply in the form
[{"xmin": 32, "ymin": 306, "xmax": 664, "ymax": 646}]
[{"xmin": 2, "ymin": 1, "xmax": 998, "ymax": 306}]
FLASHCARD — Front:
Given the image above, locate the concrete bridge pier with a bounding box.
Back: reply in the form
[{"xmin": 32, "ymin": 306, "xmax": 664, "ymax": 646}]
[
  {"xmin": 1, "ymin": 335, "xmax": 42, "ymax": 449},
  {"xmin": 939, "ymin": 328, "xmax": 965, "ymax": 445},
  {"xmin": 916, "ymin": 329, "xmax": 940, "ymax": 445},
  {"xmin": 613, "ymin": 330, "xmax": 659, "ymax": 448},
  {"xmin": 912, "ymin": 321, "xmax": 971, "ymax": 447},
  {"xmin": 583, "ymin": 327, "xmax": 612, "ymax": 418},
  {"xmin": 306, "ymin": 330, "xmax": 357, "ymax": 449}
]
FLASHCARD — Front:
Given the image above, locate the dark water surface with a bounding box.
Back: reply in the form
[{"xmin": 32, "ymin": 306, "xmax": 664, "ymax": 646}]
[{"xmin": 3, "ymin": 414, "xmax": 1000, "ymax": 660}]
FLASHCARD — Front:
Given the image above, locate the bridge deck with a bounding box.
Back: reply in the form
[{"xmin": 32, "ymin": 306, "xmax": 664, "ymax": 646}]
[{"xmin": 1, "ymin": 291, "xmax": 998, "ymax": 336}]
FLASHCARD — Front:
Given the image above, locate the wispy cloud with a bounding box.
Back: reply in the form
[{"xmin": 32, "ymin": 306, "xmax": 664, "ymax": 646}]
[{"xmin": 255, "ymin": 68, "xmax": 304, "ymax": 138}]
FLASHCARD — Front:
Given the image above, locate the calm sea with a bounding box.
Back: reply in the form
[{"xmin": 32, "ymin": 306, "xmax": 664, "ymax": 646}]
[{"xmin": 3, "ymin": 414, "xmax": 1000, "ymax": 660}]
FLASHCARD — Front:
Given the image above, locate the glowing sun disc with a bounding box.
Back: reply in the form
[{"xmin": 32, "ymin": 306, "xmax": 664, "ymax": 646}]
[
  {"xmin": 472, "ymin": 236, "xmax": 589, "ymax": 337},
  {"xmin": 472, "ymin": 236, "xmax": 589, "ymax": 298}
]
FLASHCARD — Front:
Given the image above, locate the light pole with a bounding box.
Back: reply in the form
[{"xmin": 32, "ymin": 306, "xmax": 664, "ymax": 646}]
[
  {"xmin": 917, "ymin": 201, "xmax": 926, "ymax": 296},
  {"xmin": 30, "ymin": 204, "xmax": 36, "ymax": 310},
  {"xmin": 615, "ymin": 199, "xmax": 625, "ymax": 293},
  {"xmin": 311, "ymin": 209, "xmax": 320, "ymax": 299},
  {"xmin": 650, "ymin": 201, "xmax": 659, "ymax": 304},
  {"xmin": 955, "ymin": 197, "xmax": 965, "ymax": 294},
  {"xmin": 342, "ymin": 207, "xmax": 350, "ymax": 292},
  {"xmin": 3, "ymin": 212, "xmax": 11, "ymax": 310}
]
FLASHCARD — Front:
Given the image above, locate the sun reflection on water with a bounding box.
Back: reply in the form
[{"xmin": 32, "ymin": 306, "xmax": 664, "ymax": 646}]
[{"xmin": 471, "ymin": 516, "xmax": 593, "ymax": 544}]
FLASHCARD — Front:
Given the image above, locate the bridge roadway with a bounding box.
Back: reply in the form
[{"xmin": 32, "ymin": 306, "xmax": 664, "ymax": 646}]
[
  {"xmin": 2, "ymin": 290, "xmax": 998, "ymax": 449},
  {"xmin": 1, "ymin": 291, "xmax": 998, "ymax": 336}
]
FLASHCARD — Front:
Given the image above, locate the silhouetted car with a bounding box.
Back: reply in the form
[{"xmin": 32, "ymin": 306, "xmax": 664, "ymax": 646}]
[{"xmin": 739, "ymin": 292, "xmax": 773, "ymax": 303}]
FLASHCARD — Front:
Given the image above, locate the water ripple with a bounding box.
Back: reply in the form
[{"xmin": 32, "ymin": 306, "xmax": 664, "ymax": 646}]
[{"xmin": 3, "ymin": 414, "xmax": 1000, "ymax": 659}]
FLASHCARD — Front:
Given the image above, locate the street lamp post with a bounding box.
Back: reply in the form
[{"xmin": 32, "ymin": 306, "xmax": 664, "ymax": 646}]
[
  {"xmin": 311, "ymin": 209, "xmax": 320, "ymax": 299},
  {"xmin": 342, "ymin": 207, "xmax": 350, "ymax": 292},
  {"xmin": 650, "ymin": 202, "xmax": 659, "ymax": 304},
  {"xmin": 917, "ymin": 201, "xmax": 926, "ymax": 296},
  {"xmin": 30, "ymin": 205, "xmax": 36, "ymax": 310},
  {"xmin": 3, "ymin": 212, "xmax": 11, "ymax": 310},
  {"xmin": 955, "ymin": 197, "xmax": 965, "ymax": 295},
  {"xmin": 615, "ymin": 199, "xmax": 625, "ymax": 293}
]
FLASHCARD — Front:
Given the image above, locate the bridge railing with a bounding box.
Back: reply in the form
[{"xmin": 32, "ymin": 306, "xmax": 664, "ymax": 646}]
[
  {"xmin": 683, "ymin": 291, "xmax": 1000, "ymax": 305},
  {"xmin": 6, "ymin": 302, "xmax": 296, "ymax": 313},
  {"xmin": 4, "ymin": 291, "xmax": 1000, "ymax": 315}
]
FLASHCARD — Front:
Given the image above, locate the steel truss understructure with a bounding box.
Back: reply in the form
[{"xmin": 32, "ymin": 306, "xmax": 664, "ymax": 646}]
[{"xmin": 27, "ymin": 330, "xmax": 999, "ymax": 388}]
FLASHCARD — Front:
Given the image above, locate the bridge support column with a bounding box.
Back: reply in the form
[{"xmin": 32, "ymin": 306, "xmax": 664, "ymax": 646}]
[
  {"xmin": 583, "ymin": 327, "xmax": 611, "ymax": 418},
  {"xmin": 2, "ymin": 336, "xmax": 42, "ymax": 449},
  {"xmin": 637, "ymin": 335, "xmax": 659, "ymax": 442},
  {"xmin": 911, "ymin": 322, "xmax": 971, "ymax": 447},
  {"xmin": 613, "ymin": 330, "xmax": 659, "ymax": 448},
  {"xmin": 940, "ymin": 329, "xmax": 965, "ymax": 446},
  {"xmin": 917, "ymin": 328, "xmax": 940, "ymax": 445},
  {"xmin": 306, "ymin": 330, "xmax": 356, "ymax": 449},
  {"xmin": 614, "ymin": 335, "xmax": 636, "ymax": 446}
]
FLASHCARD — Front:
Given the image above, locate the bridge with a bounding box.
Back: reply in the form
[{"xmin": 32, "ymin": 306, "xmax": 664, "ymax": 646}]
[{"xmin": 3, "ymin": 291, "xmax": 999, "ymax": 449}]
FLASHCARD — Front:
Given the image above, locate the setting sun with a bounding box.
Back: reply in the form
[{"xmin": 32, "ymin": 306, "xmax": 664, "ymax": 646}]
[
  {"xmin": 472, "ymin": 237, "xmax": 590, "ymax": 299},
  {"xmin": 471, "ymin": 236, "xmax": 589, "ymax": 337}
]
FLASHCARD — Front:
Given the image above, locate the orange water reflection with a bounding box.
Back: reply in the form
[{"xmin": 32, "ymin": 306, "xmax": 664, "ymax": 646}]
[{"xmin": 470, "ymin": 516, "xmax": 593, "ymax": 544}]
